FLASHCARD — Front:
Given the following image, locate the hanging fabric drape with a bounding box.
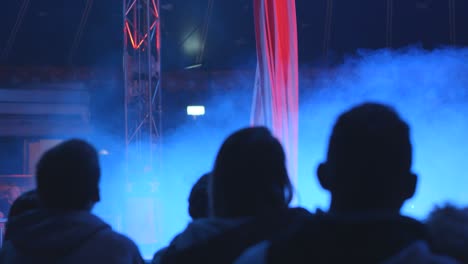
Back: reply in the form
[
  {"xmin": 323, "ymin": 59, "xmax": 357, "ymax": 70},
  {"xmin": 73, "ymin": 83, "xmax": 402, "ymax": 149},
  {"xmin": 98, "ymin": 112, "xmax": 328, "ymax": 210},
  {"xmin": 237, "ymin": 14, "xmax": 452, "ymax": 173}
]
[{"xmin": 251, "ymin": 0, "xmax": 299, "ymax": 185}]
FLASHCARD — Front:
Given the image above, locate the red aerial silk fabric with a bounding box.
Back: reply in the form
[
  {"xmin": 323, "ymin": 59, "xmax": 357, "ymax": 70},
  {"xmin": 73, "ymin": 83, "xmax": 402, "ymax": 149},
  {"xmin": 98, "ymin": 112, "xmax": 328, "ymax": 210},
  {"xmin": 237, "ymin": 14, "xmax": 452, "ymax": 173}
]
[{"xmin": 251, "ymin": 0, "xmax": 299, "ymax": 186}]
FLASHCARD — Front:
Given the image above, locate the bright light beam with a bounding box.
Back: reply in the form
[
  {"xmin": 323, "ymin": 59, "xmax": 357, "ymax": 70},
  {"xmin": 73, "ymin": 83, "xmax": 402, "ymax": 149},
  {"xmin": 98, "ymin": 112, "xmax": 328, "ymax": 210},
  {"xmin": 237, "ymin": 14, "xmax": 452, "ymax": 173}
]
[{"xmin": 187, "ymin": 106, "xmax": 205, "ymax": 116}]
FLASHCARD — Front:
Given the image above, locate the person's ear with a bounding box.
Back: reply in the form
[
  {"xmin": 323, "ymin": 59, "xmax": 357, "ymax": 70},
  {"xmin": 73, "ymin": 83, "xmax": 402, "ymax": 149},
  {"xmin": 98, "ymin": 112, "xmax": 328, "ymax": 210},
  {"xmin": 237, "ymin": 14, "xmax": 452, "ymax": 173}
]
[
  {"xmin": 403, "ymin": 172, "xmax": 417, "ymax": 200},
  {"xmin": 92, "ymin": 187, "xmax": 100, "ymax": 203},
  {"xmin": 317, "ymin": 163, "xmax": 332, "ymax": 191}
]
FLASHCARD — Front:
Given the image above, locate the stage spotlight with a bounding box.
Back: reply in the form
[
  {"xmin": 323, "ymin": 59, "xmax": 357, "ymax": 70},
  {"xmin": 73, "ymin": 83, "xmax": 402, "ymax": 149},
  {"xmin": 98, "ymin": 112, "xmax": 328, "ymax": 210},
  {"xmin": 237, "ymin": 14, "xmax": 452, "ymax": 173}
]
[
  {"xmin": 184, "ymin": 64, "xmax": 202, "ymax": 70},
  {"xmin": 183, "ymin": 35, "xmax": 202, "ymax": 55},
  {"xmin": 99, "ymin": 149, "xmax": 110, "ymax": 155},
  {"xmin": 187, "ymin": 105, "xmax": 205, "ymax": 116}
]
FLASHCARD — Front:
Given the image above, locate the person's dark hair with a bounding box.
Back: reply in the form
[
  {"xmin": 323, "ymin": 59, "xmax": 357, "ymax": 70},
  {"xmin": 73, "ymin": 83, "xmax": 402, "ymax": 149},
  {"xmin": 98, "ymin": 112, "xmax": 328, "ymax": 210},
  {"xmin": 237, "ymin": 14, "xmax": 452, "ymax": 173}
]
[
  {"xmin": 188, "ymin": 173, "xmax": 210, "ymax": 219},
  {"xmin": 210, "ymin": 127, "xmax": 293, "ymax": 218},
  {"xmin": 36, "ymin": 139, "xmax": 101, "ymax": 210},
  {"xmin": 318, "ymin": 102, "xmax": 416, "ymax": 212},
  {"xmin": 8, "ymin": 189, "xmax": 39, "ymax": 218}
]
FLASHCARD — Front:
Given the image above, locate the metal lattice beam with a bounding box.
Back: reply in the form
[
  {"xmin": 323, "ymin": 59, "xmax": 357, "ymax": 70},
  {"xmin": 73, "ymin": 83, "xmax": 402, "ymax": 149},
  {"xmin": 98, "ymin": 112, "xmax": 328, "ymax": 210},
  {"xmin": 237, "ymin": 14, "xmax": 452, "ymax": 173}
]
[
  {"xmin": 1, "ymin": 0, "xmax": 30, "ymax": 62},
  {"xmin": 69, "ymin": 0, "xmax": 94, "ymax": 64},
  {"xmin": 123, "ymin": 0, "xmax": 161, "ymax": 178}
]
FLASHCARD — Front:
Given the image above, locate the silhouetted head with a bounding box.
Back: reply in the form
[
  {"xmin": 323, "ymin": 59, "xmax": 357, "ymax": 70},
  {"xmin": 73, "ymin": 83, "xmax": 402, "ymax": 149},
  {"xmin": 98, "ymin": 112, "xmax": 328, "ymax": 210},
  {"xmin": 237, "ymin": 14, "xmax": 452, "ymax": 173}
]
[
  {"xmin": 8, "ymin": 189, "xmax": 39, "ymax": 218},
  {"xmin": 426, "ymin": 204, "xmax": 468, "ymax": 263},
  {"xmin": 211, "ymin": 127, "xmax": 293, "ymax": 218},
  {"xmin": 318, "ymin": 103, "xmax": 416, "ymax": 214},
  {"xmin": 5, "ymin": 190, "xmax": 40, "ymax": 240},
  {"xmin": 36, "ymin": 139, "xmax": 101, "ymax": 211},
  {"xmin": 188, "ymin": 173, "xmax": 210, "ymax": 219}
]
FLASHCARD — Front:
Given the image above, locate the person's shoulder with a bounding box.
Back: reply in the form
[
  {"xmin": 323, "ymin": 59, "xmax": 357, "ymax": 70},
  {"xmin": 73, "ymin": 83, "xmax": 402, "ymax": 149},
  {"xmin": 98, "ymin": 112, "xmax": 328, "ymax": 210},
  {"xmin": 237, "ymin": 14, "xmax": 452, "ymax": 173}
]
[
  {"xmin": 91, "ymin": 227, "xmax": 141, "ymax": 255},
  {"xmin": 278, "ymin": 207, "xmax": 315, "ymax": 232},
  {"xmin": 93, "ymin": 229, "xmax": 145, "ymax": 263},
  {"xmin": 234, "ymin": 240, "xmax": 270, "ymax": 264},
  {"xmin": 287, "ymin": 207, "xmax": 314, "ymax": 218},
  {"xmin": 168, "ymin": 218, "xmax": 248, "ymax": 249},
  {"xmin": 383, "ymin": 241, "xmax": 460, "ymax": 264},
  {"xmin": 151, "ymin": 246, "xmax": 168, "ymax": 264}
]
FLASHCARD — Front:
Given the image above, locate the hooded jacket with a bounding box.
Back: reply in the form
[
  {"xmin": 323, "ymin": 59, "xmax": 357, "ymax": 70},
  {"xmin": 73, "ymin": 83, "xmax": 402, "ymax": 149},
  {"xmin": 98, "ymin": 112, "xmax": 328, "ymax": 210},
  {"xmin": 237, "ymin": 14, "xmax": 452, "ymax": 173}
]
[
  {"xmin": 152, "ymin": 217, "xmax": 248, "ymax": 264},
  {"xmin": 0, "ymin": 210, "xmax": 144, "ymax": 264},
  {"xmin": 266, "ymin": 212, "xmax": 431, "ymax": 264},
  {"xmin": 154, "ymin": 207, "xmax": 312, "ymax": 264}
]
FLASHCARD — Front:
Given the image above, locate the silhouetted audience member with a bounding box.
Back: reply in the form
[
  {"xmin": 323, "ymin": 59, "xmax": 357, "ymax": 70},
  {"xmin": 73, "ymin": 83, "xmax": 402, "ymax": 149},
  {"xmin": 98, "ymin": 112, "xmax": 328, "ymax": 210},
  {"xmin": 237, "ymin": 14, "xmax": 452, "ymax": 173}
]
[
  {"xmin": 238, "ymin": 103, "xmax": 441, "ymax": 263},
  {"xmin": 152, "ymin": 173, "xmax": 210, "ymax": 264},
  {"xmin": 0, "ymin": 190, "xmax": 38, "ymax": 251},
  {"xmin": 8, "ymin": 190, "xmax": 38, "ymax": 218},
  {"xmin": 0, "ymin": 139, "xmax": 144, "ymax": 264},
  {"xmin": 0, "ymin": 196, "xmax": 9, "ymax": 218},
  {"xmin": 0, "ymin": 200, "xmax": 8, "ymax": 219},
  {"xmin": 188, "ymin": 173, "xmax": 210, "ymax": 219},
  {"xmin": 4, "ymin": 189, "xmax": 39, "ymax": 240},
  {"xmin": 425, "ymin": 204, "xmax": 468, "ymax": 263},
  {"xmin": 0, "ymin": 186, "xmax": 22, "ymax": 218},
  {"xmin": 156, "ymin": 127, "xmax": 311, "ymax": 264},
  {"xmin": 382, "ymin": 204, "xmax": 468, "ymax": 264}
]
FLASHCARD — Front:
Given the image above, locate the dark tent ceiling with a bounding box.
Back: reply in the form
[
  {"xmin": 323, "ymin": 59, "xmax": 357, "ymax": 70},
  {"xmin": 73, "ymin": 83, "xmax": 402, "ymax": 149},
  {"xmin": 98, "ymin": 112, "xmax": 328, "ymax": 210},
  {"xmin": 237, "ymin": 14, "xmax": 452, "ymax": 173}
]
[
  {"xmin": 0, "ymin": 0, "xmax": 121, "ymax": 67},
  {"xmin": 1, "ymin": 0, "xmax": 468, "ymax": 70}
]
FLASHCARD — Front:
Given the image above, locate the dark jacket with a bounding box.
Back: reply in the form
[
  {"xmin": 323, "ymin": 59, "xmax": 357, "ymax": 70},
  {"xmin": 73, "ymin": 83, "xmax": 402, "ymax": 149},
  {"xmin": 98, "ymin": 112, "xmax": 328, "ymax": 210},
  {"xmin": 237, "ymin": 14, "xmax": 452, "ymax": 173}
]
[
  {"xmin": 0, "ymin": 210, "xmax": 144, "ymax": 264},
  {"xmin": 157, "ymin": 207, "xmax": 312, "ymax": 264},
  {"xmin": 267, "ymin": 212, "xmax": 430, "ymax": 264},
  {"xmin": 152, "ymin": 218, "xmax": 249, "ymax": 264}
]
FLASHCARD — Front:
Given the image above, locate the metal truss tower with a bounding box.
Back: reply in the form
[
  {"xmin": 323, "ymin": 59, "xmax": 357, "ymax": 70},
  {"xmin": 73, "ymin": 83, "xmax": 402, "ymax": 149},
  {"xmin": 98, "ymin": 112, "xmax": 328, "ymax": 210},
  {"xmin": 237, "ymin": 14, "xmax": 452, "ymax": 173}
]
[{"xmin": 123, "ymin": 0, "xmax": 161, "ymax": 178}]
